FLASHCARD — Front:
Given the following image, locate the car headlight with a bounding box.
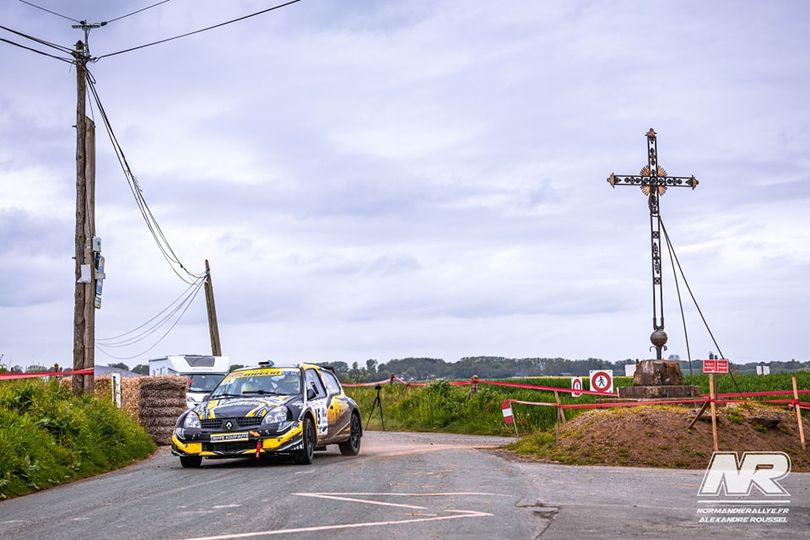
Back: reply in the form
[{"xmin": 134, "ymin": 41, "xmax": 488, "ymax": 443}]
[
  {"xmin": 183, "ymin": 412, "xmax": 201, "ymax": 429},
  {"xmin": 262, "ymin": 406, "xmax": 289, "ymax": 425}
]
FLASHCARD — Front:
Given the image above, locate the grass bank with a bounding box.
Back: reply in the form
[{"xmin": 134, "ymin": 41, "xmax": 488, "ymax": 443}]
[
  {"xmin": 0, "ymin": 379, "xmax": 156, "ymax": 500},
  {"xmin": 345, "ymin": 373, "xmax": 810, "ymax": 436}
]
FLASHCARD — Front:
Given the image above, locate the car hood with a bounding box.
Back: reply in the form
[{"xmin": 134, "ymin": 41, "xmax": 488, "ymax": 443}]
[{"xmin": 194, "ymin": 394, "xmax": 299, "ymax": 419}]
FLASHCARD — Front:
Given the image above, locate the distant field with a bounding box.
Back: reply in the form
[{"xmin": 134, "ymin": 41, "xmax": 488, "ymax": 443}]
[{"xmin": 344, "ymin": 373, "xmax": 810, "ymax": 436}]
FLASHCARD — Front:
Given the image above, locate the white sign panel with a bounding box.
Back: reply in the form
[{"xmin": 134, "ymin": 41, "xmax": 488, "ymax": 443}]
[
  {"xmin": 571, "ymin": 377, "xmax": 583, "ymax": 398},
  {"xmin": 589, "ymin": 370, "xmax": 614, "ymax": 394}
]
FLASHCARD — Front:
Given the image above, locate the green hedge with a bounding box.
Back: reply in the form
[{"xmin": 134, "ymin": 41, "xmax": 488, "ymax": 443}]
[{"xmin": 0, "ymin": 379, "xmax": 156, "ymax": 500}]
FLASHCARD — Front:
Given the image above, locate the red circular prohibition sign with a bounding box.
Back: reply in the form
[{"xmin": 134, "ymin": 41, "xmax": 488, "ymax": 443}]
[{"xmin": 591, "ymin": 371, "xmax": 612, "ymax": 392}]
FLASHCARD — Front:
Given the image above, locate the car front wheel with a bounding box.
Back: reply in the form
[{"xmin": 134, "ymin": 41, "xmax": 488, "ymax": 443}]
[{"xmin": 294, "ymin": 416, "xmax": 315, "ymax": 465}]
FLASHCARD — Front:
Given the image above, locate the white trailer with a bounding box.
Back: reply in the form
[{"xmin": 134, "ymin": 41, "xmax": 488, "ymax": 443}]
[{"xmin": 149, "ymin": 355, "xmax": 230, "ymax": 408}]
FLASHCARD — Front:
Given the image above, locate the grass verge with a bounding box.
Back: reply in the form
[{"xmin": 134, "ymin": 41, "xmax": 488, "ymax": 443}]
[{"xmin": 0, "ymin": 379, "xmax": 156, "ymax": 500}]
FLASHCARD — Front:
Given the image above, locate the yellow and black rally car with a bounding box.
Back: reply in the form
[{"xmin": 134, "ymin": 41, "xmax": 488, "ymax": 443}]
[{"xmin": 172, "ymin": 363, "xmax": 362, "ymax": 467}]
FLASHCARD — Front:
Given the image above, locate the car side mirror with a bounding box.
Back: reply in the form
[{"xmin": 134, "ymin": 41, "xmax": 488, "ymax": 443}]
[{"xmin": 307, "ymin": 387, "xmax": 317, "ymax": 400}]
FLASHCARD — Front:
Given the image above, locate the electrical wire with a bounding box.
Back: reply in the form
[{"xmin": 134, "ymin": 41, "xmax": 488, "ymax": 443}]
[
  {"xmin": 17, "ymin": 0, "xmax": 80, "ymax": 23},
  {"xmin": 0, "ymin": 24, "xmax": 74, "ymax": 53},
  {"xmin": 105, "ymin": 0, "xmax": 173, "ymax": 24},
  {"xmin": 96, "ymin": 276, "xmax": 204, "ymax": 345},
  {"xmin": 85, "ymin": 69, "xmax": 205, "ymax": 284},
  {"xmin": 659, "ymin": 216, "xmax": 742, "ymax": 394},
  {"xmin": 0, "ymin": 37, "xmax": 73, "ymax": 62},
  {"xmin": 96, "ymin": 278, "xmax": 205, "ymax": 348},
  {"xmin": 94, "ymin": 0, "xmax": 303, "ymax": 60},
  {"xmin": 96, "ymin": 278, "xmax": 206, "ymax": 360}
]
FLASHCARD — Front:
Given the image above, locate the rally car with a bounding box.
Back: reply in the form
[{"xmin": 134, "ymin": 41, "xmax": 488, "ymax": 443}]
[{"xmin": 171, "ymin": 363, "xmax": 362, "ymax": 467}]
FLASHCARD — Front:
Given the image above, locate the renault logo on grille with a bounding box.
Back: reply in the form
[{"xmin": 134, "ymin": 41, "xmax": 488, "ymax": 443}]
[{"xmin": 224, "ymin": 420, "xmax": 234, "ymax": 430}]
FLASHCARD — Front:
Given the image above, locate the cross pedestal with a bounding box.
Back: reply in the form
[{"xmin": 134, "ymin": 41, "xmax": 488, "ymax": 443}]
[{"xmin": 618, "ymin": 359, "xmax": 699, "ymax": 399}]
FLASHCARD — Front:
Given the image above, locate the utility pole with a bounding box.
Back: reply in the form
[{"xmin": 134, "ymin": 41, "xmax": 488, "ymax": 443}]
[
  {"xmin": 204, "ymin": 259, "xmax": 222, "ymax": 356},
  {"xmin": 71, "ymin": 38, "xmax": 96, "ymax": 395}
]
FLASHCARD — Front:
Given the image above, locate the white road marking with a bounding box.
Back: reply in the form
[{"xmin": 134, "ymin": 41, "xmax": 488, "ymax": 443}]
[
  {"xmin": 212, "ymin": 504, "xmax": 241, "ymax": 509},
  {"xmin": 179, "ymin": 510, "xmax": 493, "ymax": 540},
  {"xmin": 292, "ymin": 493, "xmax": 426, "ymax": 510},
  {"xmin": 305, "ymin": 491, "xmax": 510, "ymax": 497}
]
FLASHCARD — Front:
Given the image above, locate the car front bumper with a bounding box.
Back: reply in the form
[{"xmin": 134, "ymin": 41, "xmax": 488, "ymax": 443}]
[{"xmin": 171, "ymin": 422, "xmax": 304, "ymax": 458}]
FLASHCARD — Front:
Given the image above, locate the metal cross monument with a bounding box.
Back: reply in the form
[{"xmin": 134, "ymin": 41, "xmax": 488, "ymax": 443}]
[{"xmin": 607, "ymin": 129, "xmax": 699, "ymax": 360}]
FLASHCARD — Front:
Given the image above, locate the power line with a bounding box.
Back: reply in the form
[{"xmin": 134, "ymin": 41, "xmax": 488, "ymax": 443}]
[
  {"xmin": 0, "ymin": 36, "xmax": 72, "ymax": 63},
  {"xmin": 0, "ymin": 24, "xmax": 74, "ymax": 53},
  {"xmin": 97, "ymin": 277, "xmax": 204, "ymax": 348},
  {"xmin": 105, "ymin": 0, "xmax": 174, "ymax": 24},
  {"xmin": 96, "ymin": 278, "xmax": 206, "ymax": 360},
  {"xmin": 17, "ymin": 0, "xmax": 80, "ymax": 23},
  {"xmin": 85, "ymin": 69, "xmax": 205, "ymax": 284},
  {"xmin": 96, "ymin": 276, "xmax": 204, "ymax": 345},
  {"xmin": 95, "ymin": 0, "xmax": 303, "ymax": 60}
]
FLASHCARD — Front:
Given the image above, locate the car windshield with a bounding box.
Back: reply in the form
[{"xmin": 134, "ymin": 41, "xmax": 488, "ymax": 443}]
[
  {"xmin": 209, "ymin": 368, "xmax": 301, "ymax": 398},
  {"xmin": 187, "ymin": 374, "xmax": 224, "ymax": 393}
]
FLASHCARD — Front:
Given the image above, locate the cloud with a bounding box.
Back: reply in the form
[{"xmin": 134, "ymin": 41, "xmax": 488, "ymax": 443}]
[{"xmin": 1, "ymin": 0, "xmax": 809, "ymax": 367}]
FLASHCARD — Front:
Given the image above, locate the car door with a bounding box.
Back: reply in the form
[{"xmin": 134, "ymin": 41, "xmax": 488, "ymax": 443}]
[
  {"xmin": 304, "ymin": 369, "xmax": 329, "ymax": 441},
  {"xmin": 320, "ymin": 369, "xmax": 351, "ymax": 442}
]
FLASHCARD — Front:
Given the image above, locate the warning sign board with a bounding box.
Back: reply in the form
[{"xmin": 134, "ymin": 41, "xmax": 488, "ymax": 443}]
[
  {"xmin": 589, "ymin": 370, "xmax": 614, "ymax": 394},
  {"xmin": 571, "ymin": 377, "xmax": 583, "ymax": 398},
  {"xmin": 703, "ymin": 359, "xmax": 729, "ymax": 374},
  {"xmin": 501, "ymin": 400, "xmax": 514, "ymax": 424}
]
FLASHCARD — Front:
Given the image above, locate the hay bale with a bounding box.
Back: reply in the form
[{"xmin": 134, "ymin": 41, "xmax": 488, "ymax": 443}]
[
  {"xmin": 139, "ymin": 406, "xmax": 186, "ymax": 419},
  {"xmin": 134, "ymin": 376, "xmax": 187, "ymax": 446},
  {"xmin": 146, "ymin": 427, "xmax": 175, "ymax": 446},
  {"xmin": 139, "ymin": 396, "xmax": 186, "ymax": 409},
  {"xmin": 140, "ymin": 416, "xmax": 180, "ymax": 429},
  {"xmin": 94, "ymin": 376, "xmax": 112, "ymax": 400}
]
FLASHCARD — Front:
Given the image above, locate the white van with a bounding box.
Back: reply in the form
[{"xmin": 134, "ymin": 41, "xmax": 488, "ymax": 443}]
[{"xmin": 148, "ymin": 355, "xmax": 230, "ymax": 408}]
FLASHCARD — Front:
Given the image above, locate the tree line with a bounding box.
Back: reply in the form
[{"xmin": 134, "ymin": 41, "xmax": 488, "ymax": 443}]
[{"xmin": 2, "ymin": 357, "xmax": 808, "ymax": 380}]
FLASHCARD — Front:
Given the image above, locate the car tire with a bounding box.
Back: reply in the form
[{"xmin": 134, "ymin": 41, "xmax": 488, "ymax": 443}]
[
  {"xmin": 339, "ymin": 412, "xmax": 362, "ymax": 456},
  {"xmin": 294, "ymin": 416, "xmax": 315, "ymax": 465},
  {"xmin": 180, "ymin": 456, "xmax": 202, "ymax": 468}
]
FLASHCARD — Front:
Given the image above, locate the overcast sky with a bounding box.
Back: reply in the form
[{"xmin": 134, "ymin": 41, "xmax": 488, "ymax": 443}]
[{"xmin": 1, "ymin": 0, "xmax": 809, "ymax": 369}]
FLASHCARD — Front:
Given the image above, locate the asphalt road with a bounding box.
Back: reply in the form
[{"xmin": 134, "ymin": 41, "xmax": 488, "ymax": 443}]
[{"xmin": 0, "ymin": 431, "xmax": 807, "ymax": 540}]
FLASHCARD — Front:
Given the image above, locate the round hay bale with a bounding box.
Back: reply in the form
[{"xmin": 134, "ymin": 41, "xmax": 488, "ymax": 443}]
[
  {"xmin": 138, "ymin": 406, "xmax": 186, "ymax": 419},
  {"xmin": 139, "ymin": 396, "xmax": 186, "ymax": 409},
  {"xmin": 140, "ymin": 417, "xmax": 179, "ymax": 429}
]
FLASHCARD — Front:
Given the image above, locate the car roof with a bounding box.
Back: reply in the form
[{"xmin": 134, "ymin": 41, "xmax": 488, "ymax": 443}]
[{"xmin": 230, "ymin": 363, "xmax": 326, "ymax": 374}]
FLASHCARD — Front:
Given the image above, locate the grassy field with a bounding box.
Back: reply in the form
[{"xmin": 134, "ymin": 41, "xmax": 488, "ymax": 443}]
[
  {"xmin": 0, "ymin": 379, "xmax": 156, "ymax": 500},
  {"xmin": 345, "ymin": 373, "xmax": 810, "ymax": 437}
]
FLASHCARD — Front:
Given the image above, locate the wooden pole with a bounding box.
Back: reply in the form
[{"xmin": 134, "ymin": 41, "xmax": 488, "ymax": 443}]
[
  {"xmin": 83, "ymin": 119, "xmax": 96, "ymax": 395},
  {"xmin": 687, "ymin": 401, "xmax": 709, "ymax": 430},
  {"xmin": 204, "ymin": 259, "xmax": 222, "ymax": 356},
  {"xmin": 709, "ymin": 374, "xmax": 718, "ymax": 452},
  {"xmin": 792, "ymin": 376, "xmax": 806, "ymax": 450},
  {"xmin": 554, "ymin": 391, "xmax": 566, "ymax": 424},
  {"xmin": 72, "ymin": 41, "xmax": 87, "ymax": 396}
]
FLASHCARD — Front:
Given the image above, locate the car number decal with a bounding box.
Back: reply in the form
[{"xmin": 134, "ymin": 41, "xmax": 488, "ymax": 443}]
[{"xmin": 311, "ymin": 399, "xmax": 328, "ymax": 436}]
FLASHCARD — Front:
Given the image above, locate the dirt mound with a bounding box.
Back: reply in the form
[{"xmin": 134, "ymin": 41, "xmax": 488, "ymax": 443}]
[{"xmin": 511, "ymin": 404, "xmax": 809, "ymax": 471}]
